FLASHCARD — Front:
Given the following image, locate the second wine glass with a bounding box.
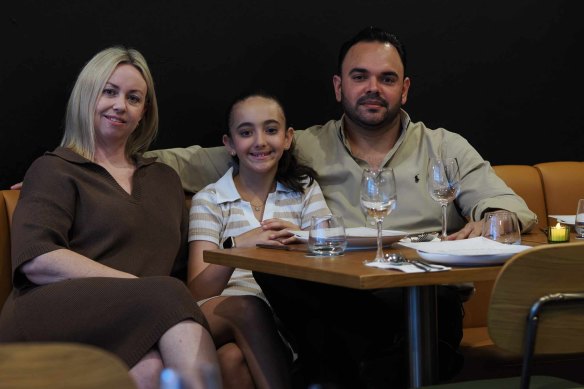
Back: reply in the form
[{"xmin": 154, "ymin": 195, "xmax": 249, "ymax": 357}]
[
  {"xmin": 427, "ymin": 158, "xmax": 461, "ymax": 241},
  {"xmin": 360, "ymin": 168, "xmax": 397, "ymax": 263}
]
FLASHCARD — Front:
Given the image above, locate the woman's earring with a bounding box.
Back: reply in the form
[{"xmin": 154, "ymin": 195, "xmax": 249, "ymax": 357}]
[{"xmin": 230, "ymin": 151, "xmax": 236, "ymax": 156}]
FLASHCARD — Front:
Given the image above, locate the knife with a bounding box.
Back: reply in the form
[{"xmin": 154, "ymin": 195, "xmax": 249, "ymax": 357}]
[{"xmin": 407, "ymin": 260, "xmax": 432, "ymax": 272}]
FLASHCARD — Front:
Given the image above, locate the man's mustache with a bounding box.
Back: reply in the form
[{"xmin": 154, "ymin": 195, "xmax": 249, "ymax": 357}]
[{"xmin": 357, "ymin": 94, "xmax": 388, "ymax": 107}]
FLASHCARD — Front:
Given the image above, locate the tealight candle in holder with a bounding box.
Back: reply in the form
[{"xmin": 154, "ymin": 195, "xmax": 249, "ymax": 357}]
[{"xmin": 548, "ymin": 222, "xmax": 570, "ymax": 243}]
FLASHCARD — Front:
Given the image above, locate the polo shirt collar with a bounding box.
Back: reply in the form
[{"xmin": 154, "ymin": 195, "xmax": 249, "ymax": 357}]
[{"xmin": 214, "ymin": 167, "xmax": 293, "ymax": 205}]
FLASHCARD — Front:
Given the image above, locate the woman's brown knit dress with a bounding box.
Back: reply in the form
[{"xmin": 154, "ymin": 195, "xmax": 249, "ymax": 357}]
[{"xmin": 0, "ymin": 148, "xmax": 208, "ymax": 368}]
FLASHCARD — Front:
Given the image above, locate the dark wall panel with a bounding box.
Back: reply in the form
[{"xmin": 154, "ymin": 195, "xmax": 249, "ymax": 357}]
[{"xmin": 1, "ymin": 0, "xmax": 582, "ymax": 188}]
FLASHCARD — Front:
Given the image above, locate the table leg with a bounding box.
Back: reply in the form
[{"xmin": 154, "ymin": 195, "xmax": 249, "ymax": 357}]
[{"xmin": 406, "ymin": 285, "xmax": 438, "ymax": 388}]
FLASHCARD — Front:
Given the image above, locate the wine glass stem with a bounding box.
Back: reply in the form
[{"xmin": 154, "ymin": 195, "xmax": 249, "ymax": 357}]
[
  {"xmin": 440, "ymin": 203, "xmax": 448, "ymax": 241},
  {"xmin": 376, "ymin": 218, "xmax": 384, "ymax": 260}
]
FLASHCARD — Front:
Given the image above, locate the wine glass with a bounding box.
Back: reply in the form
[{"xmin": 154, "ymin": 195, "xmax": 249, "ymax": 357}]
[
  {"xmin": 427, "ymin": 158, "xmax": 461, "ymax": 241},
  {"xmin": 360, "ymin": 168, "xmax": 397, "ymax": 263},
  {"xmin": 576, "ymin": 199, "xmax": 584, "ymax": 239}
]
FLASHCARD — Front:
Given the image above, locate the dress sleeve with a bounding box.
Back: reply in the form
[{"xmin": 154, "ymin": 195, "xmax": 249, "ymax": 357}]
[{"xmin": 11, "ymin": 156, "xmax": 77, "ymax": 285}]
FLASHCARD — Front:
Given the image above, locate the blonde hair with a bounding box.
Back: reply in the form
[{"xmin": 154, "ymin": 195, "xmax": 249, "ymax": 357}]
[{"xmin": 60, "ymin": 46, "xmax": 159, "ymax": 160}]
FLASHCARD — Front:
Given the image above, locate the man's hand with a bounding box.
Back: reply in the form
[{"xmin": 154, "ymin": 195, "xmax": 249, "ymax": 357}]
[{"xmin": 447, "ymin": 219, "xmax": 485, "ymax": 240}]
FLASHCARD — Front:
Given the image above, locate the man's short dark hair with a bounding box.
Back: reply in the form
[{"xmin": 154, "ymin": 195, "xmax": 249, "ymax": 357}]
[{"xmin": 337, "ymin": 26, "xmax": 407, "ymax": 76}]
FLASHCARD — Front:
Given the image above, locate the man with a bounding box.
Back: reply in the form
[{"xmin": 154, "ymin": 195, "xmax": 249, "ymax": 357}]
[
  {"xmin": 149, "ymin": 30, "xmax": 535, "ymax": 237},
  {"xmin": 148, "ymin": 27, "xmax": 536, "ymax": 388}
]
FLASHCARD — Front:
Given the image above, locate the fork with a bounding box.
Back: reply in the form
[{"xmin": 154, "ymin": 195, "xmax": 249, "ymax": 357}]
[{"xmin": 409, "ymin": 232, "xmax": 438, "ymax": 242}]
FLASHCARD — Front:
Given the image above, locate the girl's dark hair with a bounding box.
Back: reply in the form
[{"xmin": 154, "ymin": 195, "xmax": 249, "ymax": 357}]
[{"xmin": 225, "ymin": 90, "xmax": 318, "ymax": 193}]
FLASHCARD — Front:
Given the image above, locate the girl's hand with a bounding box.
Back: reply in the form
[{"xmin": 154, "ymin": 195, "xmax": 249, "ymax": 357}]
[
  {"xmin": 234, "ymin": 219, "xmax": 300, "ymax": 247},
  {"xmin": 261, "ymin": 218, "xmax": 299, "ymax": 232},
  {"xmin": 260, "ymin": 218, "xmax": 300, "ymax": 244},
  {"xmin": 233, "ymin": 227, "xmax": 291, "ymax": 247}
]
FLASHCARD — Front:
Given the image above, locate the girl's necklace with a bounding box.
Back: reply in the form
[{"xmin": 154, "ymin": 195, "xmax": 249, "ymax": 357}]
[
  {"xmin": 234, "ymin": 177, "xmax": 274, "ymax": 213},
  {"xmin": 250, "ymin": 201, "xmax": 264, "ymax": 212}
]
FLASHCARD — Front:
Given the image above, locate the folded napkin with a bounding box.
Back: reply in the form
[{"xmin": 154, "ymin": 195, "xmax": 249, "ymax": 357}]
[
  {"xmin": 364, "ymin": 261, "xmax": 451, "ymax": 273},
  {"xmin": 399, "ymin": 236, "xmax": 531, "ymax": 255},
  {"xmin": 549, "ymin": 215, "xmax": 575, "ymax": 225}
]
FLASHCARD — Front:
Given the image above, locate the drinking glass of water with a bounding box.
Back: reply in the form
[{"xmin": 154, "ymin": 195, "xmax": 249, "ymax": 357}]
[
  {"xmin": 308, "ymin": 215, "xmax": 347, "ymax": 256},
  {"xmin": 576, "ymin": 199, "xmax": 584, "ymax": 239},
  {"xmin": 481, "ymin": 210, "xmax": 521, "ymax": 244}
]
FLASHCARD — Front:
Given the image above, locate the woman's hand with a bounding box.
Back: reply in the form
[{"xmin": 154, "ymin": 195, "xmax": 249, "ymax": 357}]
[{"xmin": 21, "ymin": 249, "xmax": 136, "ymax": 285}]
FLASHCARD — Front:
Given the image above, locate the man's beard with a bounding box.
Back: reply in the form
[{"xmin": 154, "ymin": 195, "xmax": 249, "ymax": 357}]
[{"xmin": 341, "ymin": 92, "xmax": 401, "ymax": 131}]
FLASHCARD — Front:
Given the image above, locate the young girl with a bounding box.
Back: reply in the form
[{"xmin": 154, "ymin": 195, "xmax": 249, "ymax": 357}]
[{"xmin": 187, "ymin": 92, "xmax": 331, "ymax": 388}]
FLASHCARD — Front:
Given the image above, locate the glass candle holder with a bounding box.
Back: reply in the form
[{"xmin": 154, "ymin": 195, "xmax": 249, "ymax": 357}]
[{"xmin": 548, "ymin": 222, "xmax": 570, "ymax": 243}]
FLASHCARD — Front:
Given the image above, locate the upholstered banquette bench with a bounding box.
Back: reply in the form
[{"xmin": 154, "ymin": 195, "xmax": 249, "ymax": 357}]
[{"xmin": 2, "ymin": 161, "xmax": 584, "ymax": 384}]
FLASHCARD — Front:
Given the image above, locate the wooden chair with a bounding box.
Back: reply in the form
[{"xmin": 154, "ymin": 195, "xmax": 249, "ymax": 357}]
[
  {"xmin": 0, "ymin": 342, "xmax": 136, "ymax": 388},
  {"xmin": 422, "ymin": 241, "xmax": 584, "ymax": 389}
]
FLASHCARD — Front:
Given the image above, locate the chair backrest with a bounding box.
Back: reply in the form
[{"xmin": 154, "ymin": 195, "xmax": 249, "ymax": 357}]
[
  {"xmin": 488, "ymin": 241, "xmax": 584, "ymax": 355},
  {"xmin": 0, "ymin": 190, "xmax": 20, "ymax": 308},
  {"xmin": 492, "ymin": 165, "xmax": 547, "ymax": 230},
  {"xmin": 535, "ymin": 161, "xmax": 584, "ymax": 219}
]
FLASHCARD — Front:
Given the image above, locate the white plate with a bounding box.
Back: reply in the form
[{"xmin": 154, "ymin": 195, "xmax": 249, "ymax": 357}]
[
  {"xmin": 549, "ymin": 215, "xmax": 575, "ymax": 225},
  {"xmin": 418, "ymin": 251, "xmax": 515, "ymax": 267},
  {"xmin": 289, "ymin": 227, "xmax": 406, "ymax": 249}
]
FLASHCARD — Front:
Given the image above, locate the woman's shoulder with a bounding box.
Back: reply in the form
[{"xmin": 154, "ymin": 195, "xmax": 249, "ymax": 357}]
[
  {"xmin": 27, "ymin": 153, "xmax": 61, "ymax": 171},
  {"xmin": 25, "ymin": 148, "xmax": 78, "ymax": 180},
  {"xmin": 140, "ymin": 163, "xmax": 187, "ymax": 204},
  {"xmin": 148, "ymin": 159, "xmax": 181, "ymax": 176},
  {"xmin": 19, "ymin": 149, "xmax": 85, "ymax": 198}
]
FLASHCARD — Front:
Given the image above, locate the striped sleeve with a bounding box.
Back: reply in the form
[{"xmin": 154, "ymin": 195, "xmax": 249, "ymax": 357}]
[
  {"xmin": 188, "ymin": 187, "xmax": 222, "ymax": 245},
  {"xmin": 300, "ymin": 180, "xmax": 331, "ymax": 229}
]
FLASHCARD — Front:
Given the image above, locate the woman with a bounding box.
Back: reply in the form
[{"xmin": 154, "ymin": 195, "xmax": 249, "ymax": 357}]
[
  {"xmin": 0, "ymin": 47, "xmax": 221, "ymax": 389},
  {"xmin": 188, "ymin": 92, "xmax": 331, "ymax": 388}
]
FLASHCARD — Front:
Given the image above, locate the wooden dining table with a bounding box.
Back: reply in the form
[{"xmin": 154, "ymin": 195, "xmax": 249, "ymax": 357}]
[{"xmin": 204, "ymin": 231, "xmax": 553, "ymax": 388}]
